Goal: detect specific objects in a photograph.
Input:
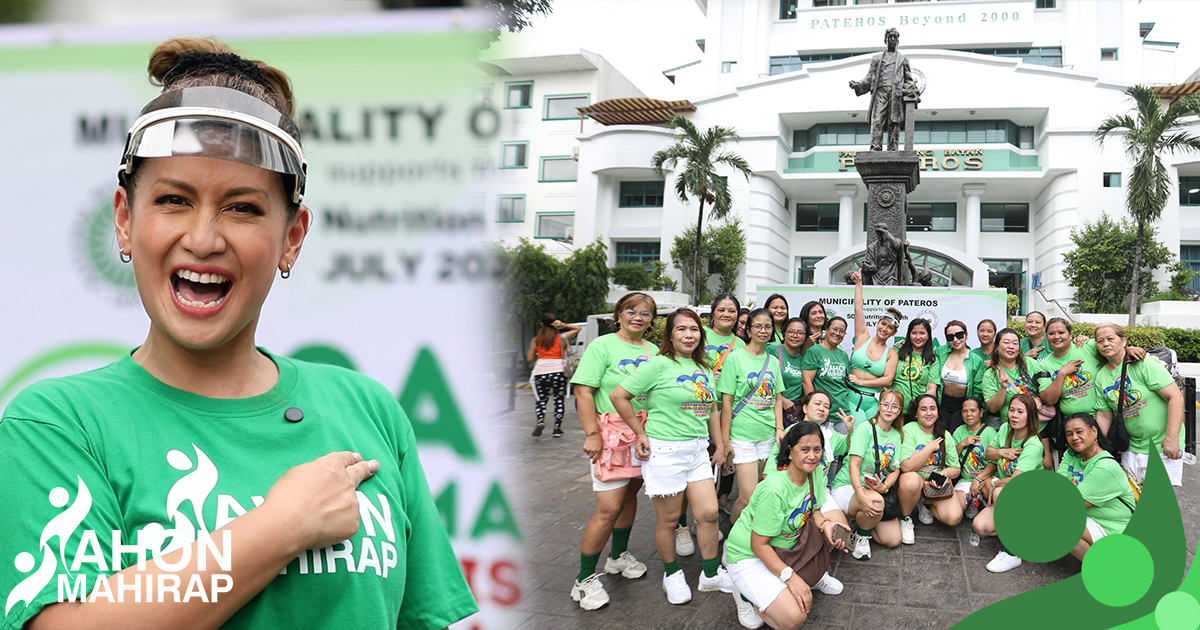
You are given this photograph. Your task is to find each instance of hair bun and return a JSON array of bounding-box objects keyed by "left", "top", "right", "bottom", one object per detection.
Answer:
[{"left": 162, "top": 51, "right": 268, "bottom": 89}]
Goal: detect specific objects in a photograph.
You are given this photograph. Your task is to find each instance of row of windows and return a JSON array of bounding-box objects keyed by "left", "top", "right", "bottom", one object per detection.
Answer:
[
  {"left": 767, "top": 47, "right": 1063, "bottom": 75},
  {"left": 794, "top": 202, "right": 1029, "bottom": 232},
  {"left": 782, "top": 0, "right": 1053, "bottom": 17},
  {"left": 498, "top": 143, "right": 581, "bottom": 181},
  {"left": 495, "top": 181, "right": 667, "bottom": 225},
  {"left": 793, "top": 121, "right": 1035, "bottom": 151},
  {"left": 489, "top": 81, "right": 591, "bottom": 119},
  {"left": 1183, "top": 245, "right": 1200, "bottom": 292}
]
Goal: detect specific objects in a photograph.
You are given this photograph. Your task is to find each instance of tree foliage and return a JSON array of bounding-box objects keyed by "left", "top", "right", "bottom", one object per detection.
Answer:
[
  {"left": 652, "top": 115, "right": 752, "bottom": 305},
  {"left": 1094, "top": 85, "right": 1200, "bottom": 324},
  {"left": 497, "top": 238, "right": 609, "bottom": 343},
  {"left": 1062, "top": 213, "right": 1171, "bottom": 313},
  {"left": 670, "top": 220, "right": 747, "bottom": 305},
  {"left": 610, "top": 261, "right": 676, "bottom": 292}
]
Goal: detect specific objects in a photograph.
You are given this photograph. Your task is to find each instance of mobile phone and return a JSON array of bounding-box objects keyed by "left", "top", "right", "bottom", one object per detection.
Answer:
[
  {"left": 927, "top": 472, "right": 948, "bottom": 486},
  {"left": 831, "top": 523, "right": 853, "bottom": 548}
]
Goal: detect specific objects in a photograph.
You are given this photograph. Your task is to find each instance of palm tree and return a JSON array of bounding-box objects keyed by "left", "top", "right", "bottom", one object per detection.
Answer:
[
  {"left": 652, "top": 115, "right": 753, "bottom": 305},
  {"left": 1095, "top": 85, "right": 1200, "bottom": 326}
]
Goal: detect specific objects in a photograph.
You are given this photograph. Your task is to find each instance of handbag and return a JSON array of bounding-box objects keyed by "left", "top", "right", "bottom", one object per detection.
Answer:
[
  {"left": 871, "top": 423, "right": 903, "bottom": 521},
  {"left": 560, "top": 334, "right": 579, "bottom": 379},
  {"left": 922, "top": 471, "right": 954, "bottom": 501},
  {"left": 593, "top": 410, "right": 646, "bottom": 481}
]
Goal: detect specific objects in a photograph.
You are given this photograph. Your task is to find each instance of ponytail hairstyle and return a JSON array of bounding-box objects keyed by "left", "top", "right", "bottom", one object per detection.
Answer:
[
  {"left": 898, "top": 318, "right": 937, "bottom": 365},
  {"left": 1065, "top": 412, "right": 1129, "bottom": 459},
  {"left": 991, "top": 328, "right": 1030, "bottom": 380},
  {"left": 658, "top": 308, "right": 712, "bottom": 369},
  {"left": 708, "top": 293, "right": 741, "bottom": 331},
  {"left": 776, "top": 420, "right": 826, "bottom": 470},
  {"left": 1005, "top": 394, "right": 1039, "bottom": 448},
  {"left": 908, "top": 393, "right": 947, "bottom": 468},
  {"left": 537, "top": 313, "right": 558, "bottom": 351}
]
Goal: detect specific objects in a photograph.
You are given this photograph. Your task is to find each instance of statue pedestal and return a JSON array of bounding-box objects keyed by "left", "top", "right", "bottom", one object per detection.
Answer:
[{"left": 856, "top": 151, "right": 921, "bottom": 285}]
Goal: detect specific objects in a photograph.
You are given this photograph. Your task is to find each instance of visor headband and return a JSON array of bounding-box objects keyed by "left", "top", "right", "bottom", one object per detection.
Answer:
[{"left": 123, "top": 106, "right": 305, "bottom": 174}]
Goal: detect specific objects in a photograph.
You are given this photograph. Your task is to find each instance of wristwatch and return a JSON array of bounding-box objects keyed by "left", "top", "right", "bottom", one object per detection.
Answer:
[{"left": 779, "top": 567, "right": 793, "bottom": 583}]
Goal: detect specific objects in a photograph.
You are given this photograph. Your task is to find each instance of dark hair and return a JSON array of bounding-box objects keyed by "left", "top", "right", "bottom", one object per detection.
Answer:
[
  {"left": 765, "top": 294, "right": 789, "bottom": 320},
  {"left": 537, "top": 312, "right": 558, "bottom": 350},
  {"left": 961, "top": 397, "right": 983, "bottom": 413},
  {"left": 709, "top": 294, "right": 741, "bottom": 330},
  {"left": 898, "top": 318, "right": 936, "bottom": 365},
  {"left": 1005, "top": 394, "right": 1039, "bottom": 448},
  {"left": 824, "top": 316, "right": 848, "bottom": 345},
  {"left": 990, "top": 328, "right": 1030, "bottom": 380},
  {"left": 1064, "top": 412, "right": 1129, "bottom": 459},
  {"left": 1046, "top": 317, "right": 1072, "bottom": 335},
  {"left": 658, "top": 308, "right": 711, "bottom": 369},
  {"left": 799, "top": 301, "right": 827, "bottom": 332},
  {"left": 776, "top": 421, "right": 826, "bottom": 469},
  {"left": 736, "top": 308, "right": 751, "bottom": 343},
  {"left": 765, "top": 294, "right": 789, "bottom": 338},
  {"left": 1025, "top": 311, "right": 1046, "bottom": 325},
  {"left": 977, "top": 319, "right": 997, "bottom": 333},
  {"left": 799, "top": 390, "right": 832, "bottom": 423},
  {"left": 908, "top": 393, "right": 947, "bottom": 467},
  {"left": 944, "top": 320, "right": 968, "bottom": 336},
  {"left": 879, "top": 307, "right": 903, "bottom": 327},
  {"left": 611, "top": 292, "right": 657, "bottom": 333},
  {"left": 746, "top": 308, "right": 773, "bottom": 342},
  {"left": 781, "top": 317, "right": 808, "bottom": 348}
]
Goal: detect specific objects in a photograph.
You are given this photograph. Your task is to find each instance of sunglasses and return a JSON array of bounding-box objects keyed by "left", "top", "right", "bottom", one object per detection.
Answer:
[{"left": 947, "top": 331, "right": 967, "bottom": 341}]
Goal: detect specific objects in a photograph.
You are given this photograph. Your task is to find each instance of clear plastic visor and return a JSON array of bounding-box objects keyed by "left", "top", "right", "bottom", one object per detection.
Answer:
[{"left": 126, "top": 117, "right": 304, "bottom": 178}]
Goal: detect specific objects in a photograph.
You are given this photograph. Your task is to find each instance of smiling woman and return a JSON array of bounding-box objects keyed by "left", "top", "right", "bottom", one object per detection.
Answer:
[{"left": 0, "top": 37, "right": 476, "bottom": 630}]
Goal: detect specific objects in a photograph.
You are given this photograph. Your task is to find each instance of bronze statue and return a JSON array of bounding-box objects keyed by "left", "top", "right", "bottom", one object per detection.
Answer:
[
  {"left": 849, "top": 28, "right": 919, "bottom": 152},
  {"left": 861, "top": 223, "right": 904, "bottom": 286}
]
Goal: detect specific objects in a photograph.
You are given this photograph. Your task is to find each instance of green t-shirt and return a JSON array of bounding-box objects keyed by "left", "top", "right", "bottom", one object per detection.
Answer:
[
  {"left": 832, "top": 422, "right": 901, "bottom": 489},
  {"left": 766, "top": 343, "right": 806, "bottom": 401},
  {"left": 571, "top": 334, "right": 657, "bottom": 415},
  {"left": 767, "top": 424, "right": 848, "bottom": 488},
  {"left": 1021, "top": 336, "right": 1051, "bottom": 361},
  {"left": 969, "top": 347, "right": 992, "bottom": 399},
  {"left": 705, "top": 329, "right": 745, "bottom": 382},
  {"left": 798, "top": 344, "right": 855, "bottom": 421},
  {"left": 899, "top": 427, "right": 961, "bottom": 479},
  {"left": 619, "top": 355, "right": 716, "bottom": 441},
  {"left": 0, "top": 351, "right": 478, "bottom": 630},
  {"left": 1057, "top": 451, "right": 1134, "bottom": 536},
  {"left": 725, "top": 469, "right": 822, "bottom": 563},
  {"left": 716, "top": 348, "right": 785, "bottom": 441},
  {"left": 991, "top": 424, "right": 1044, "bottom": 479},
  {"left": 893, "top": 353, "right": 942, "bottom": 414},
  {"left": 1094, "top": 358, "right": 1179, "bottom": 455},
  {"left": 1036, "top": 341, "right": 1105, "bottom": 417},
  {"left": 951, "top": 423, "right": 997, "bottom": 482},
  {"left": 981, "top": 358, "right": 1044, "bottom": 425}
]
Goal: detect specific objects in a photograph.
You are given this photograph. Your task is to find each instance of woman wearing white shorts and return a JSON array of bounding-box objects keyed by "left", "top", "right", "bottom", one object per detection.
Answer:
[
  {"left": 718, "top": 308, "right": 786, "bottom": 524},
  {"left": 611, "top": 308, "right": 732, "bottom": 605},
  {"left": 1057, "top": 412, "right": 1136, "bottom": 559}
]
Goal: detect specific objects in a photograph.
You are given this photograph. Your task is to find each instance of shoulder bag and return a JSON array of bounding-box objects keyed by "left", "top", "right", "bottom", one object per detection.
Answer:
[
  {"left": 730, "top": 353, "right": 773, "bottom": 421},
  {"left": 560, "top": 334, "right": 579, "bottom": 379},
  {"left": 872, "top": 423, "right": 903, "bottom": 520}
]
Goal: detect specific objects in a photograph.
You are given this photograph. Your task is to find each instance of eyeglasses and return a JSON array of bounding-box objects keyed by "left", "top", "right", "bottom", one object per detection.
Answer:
[
  {"left": 879, "top": 402, "right": 901, "bottom": 410},
  {"left": 947, "top": 331, "right": 967, "bottom": 341},
  {"left": 623, "top": 310, "right": 653, "bottom": 320},
  {"left": 750, "top": 324, "right": 773, "bottom": 332},
  {"left": 786, "top": 330, "right": 806, "bottom": 336}
]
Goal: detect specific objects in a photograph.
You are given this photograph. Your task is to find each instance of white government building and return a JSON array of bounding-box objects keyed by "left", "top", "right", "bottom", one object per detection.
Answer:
[{"left": 483, "top": 0, "right": 1200, "bottom": 317}]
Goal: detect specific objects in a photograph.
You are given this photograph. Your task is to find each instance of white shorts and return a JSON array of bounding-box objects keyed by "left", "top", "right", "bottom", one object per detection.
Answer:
[
  {"left": 724, "top": 550, "right": 787, "bottom": 612},
  {"left": 1085, "top": 517, "right": 1108, "bottom": 543},
  {"left": 1121, "top": 450, "right": 1183, "bottom": 487},
  {"left": 731, "top": 438, "right": 775, "bottom": 465},
  {"left": 820, "top": 489, "right": 841, "bottom": 515},
  {"left": 955, "top": 480, "right": 973, "bottom": 495},
  {"left": 643, "top": 437, "right": 715, "bottom": 497},
  {"left": 830, "top": 484, "right": 856, "bottom": 512}
]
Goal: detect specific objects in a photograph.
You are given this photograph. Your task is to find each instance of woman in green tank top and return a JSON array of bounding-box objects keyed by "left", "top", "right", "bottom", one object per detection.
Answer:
[{"left": 845, "top": 271, "right": 899, "bottom": 424}]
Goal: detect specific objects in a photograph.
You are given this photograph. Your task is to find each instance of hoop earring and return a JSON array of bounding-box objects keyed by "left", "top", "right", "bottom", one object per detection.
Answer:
[
  {"left": 280, "top": 263, "right": 292, "bottom": 279},
  {"left": 119, "top": 250, "right": 131, "bottom": 264}
]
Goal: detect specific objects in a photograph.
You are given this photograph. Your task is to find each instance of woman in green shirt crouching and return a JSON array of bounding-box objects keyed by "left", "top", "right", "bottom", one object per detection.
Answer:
[
  {"left": 971, "top": 394, "right": 1044, "bottom": 573},
  {"left": 611, "top": 308, "right": 731, "bottom": 605},
  {"left": 1058, "top": 412, "right": 1136, "bottom": 560},
  {"left": 897, "top": 394, "right": 963, "bottom": 543},
  {"left": 723, "top": 422, "right": 850, "bottom": 630}
]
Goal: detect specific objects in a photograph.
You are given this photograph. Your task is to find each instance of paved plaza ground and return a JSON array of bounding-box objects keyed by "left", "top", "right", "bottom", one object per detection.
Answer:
[{"left": 496, "top": 387, "right": 1199, "bottom": 630}]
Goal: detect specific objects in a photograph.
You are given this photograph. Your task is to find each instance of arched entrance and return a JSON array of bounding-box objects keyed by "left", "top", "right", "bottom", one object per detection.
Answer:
[{"left": 813, "top": 241, "right": 989, "bottom": 288}]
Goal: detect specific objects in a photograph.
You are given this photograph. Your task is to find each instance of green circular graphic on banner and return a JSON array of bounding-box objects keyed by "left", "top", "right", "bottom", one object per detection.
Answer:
[
  {"left": 994, "top": 469, "right": 1085, "bottom": 562},
  {"left": 83, "top": 197, "right": 136, "bottom": 290},
  {"left": 1155, "top": 591, "right": 1200, "bottom": 630},
  {"left": 1082, "top": 534, "right": 1153, "bottom": 606}
]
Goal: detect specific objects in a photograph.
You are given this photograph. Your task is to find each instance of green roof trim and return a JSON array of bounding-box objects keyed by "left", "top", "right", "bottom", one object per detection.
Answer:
[{"left": 1143, "top": 40, "right": 1179, "bottom": 48}]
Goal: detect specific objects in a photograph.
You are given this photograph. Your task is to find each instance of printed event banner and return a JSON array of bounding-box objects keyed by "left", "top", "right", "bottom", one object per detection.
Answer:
[
  {"left": 756, "top": 284, "right": 1008, "bottom": 353},
  {"left": 0, "top": 14, "right": 515, "bottom": 629}
]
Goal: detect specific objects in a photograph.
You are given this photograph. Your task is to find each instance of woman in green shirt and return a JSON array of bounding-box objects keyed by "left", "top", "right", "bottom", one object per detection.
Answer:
[
  {"left": 611, "top": 308, "right": 731, "bottom": 604},
  {"left": 898, "top": 394, "right": 963, "bottom": 540},
  {"left": 798, "top": 300, "right": 827, "bottom": 354},
  {"left": 1058, "top": 412, "right": 1136, "bottom": 559},
  {"left": 846, "top": 270, "right": 898, "bottom": 424},
  {"left": 893, "top": 318, "right": 941, "bottom": 419},
  {"left": 1020, "top": 311, "right": 1050, "bottom": 360},
  {"left": 830, "top": 389, "right": 906, "bottom": 560},
  {"left": 800, "top": 316, "right": 856, "bottom": 434},
  {"left": 765, "top": 293, "right": 791, "bottom": 344},
  {"left": 723, "top": 422, "right": 850, "bottom": 630},
  {"left": 972, "top": 394, "right": 1044, "bottom": 573},
  {"left": 768, "top": 317, "right": 809, "bottom": 427},
  {"left": 974, "top": 319, "right": 1001, "bottom": 429},
  {"left": 982, "top": 328, "right": 1044, "bottom": 430},
  {"left": 707, "top": 294, "right": 745, "bottom": 382}
]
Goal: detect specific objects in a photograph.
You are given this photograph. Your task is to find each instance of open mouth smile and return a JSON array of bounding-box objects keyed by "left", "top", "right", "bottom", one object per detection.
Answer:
[{"left": 171, "top": 267, "right": 233, "bottom": 314}]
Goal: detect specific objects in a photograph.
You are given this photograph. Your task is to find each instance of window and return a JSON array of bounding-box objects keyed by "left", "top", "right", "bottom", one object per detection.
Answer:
[
  {"left": 505, "top": 81, "right": 532, "bottom": 109},
  {"left": 1035, "top": 0, "right": 1056, "bottom": 7},
  {"left": 812, "top": 0, "right": 846, "bottom": 5},
  {"left": 770, "top": 53, "right": 858, "bottom": 76},
  {"left": 544, "top": 94, "right": 589, "bottom": 120},
  {"left": 779, "top": 0, "right": 797, "bottom": 19},
  {"left": 959, "top": 47, "right": 1063, "bottom": 68},
  {"left": 793, "top": 120, "right": 1030, "bottom": 151},
  {"left": 981, "top": 203, "right": 1029, "bottom": 232},
  {"left": 1180, "top": 176, "right": 1200, "bottom": 205},
  {"left": 535, "top": 213, "right": 574, "bottom": 239},
  {"left": 797, "top": 257, "right": 821, "bottom": 284},
  {"left": 856, "top": 0, "right": 887, "bottom": 4},
  {"left": 497, "top": 195, "right": 525, "bottom": 222},
  {"left": 796, "top": 203, "right": 840, "bottom": 232},
  {"left": 500, "top": 142, "right": 527, "bottom": 168},
  {"left": 1103, "top": 172, "right": 1122, "bottom": 188},
  {"left": 1182, "top": 245, "right": 1200, "bottom": 292},
  {"left": 619, "top": 181, "right": 665, "bottom": 207},
  {"left": 1101, "top": 48, "right": 1119, "bottom": 61},
  {"left": 539, "top": 156, "right": 577, "bottom": 182},
  {"left": 721, "top": 61, "right": 737, "bottom": 73},
  {"left": 616, "top": 241, "right": 660, "bottom": 266},
  {"left": 907, "top": 203, "right": 957, "bottom": 232}
]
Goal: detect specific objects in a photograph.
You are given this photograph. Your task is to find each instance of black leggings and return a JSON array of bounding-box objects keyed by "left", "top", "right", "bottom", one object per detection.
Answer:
[
  {"left": 533, "top": 372, "right": 567, "bottom": 426},
  {"left": 941, "top": 394, "right": 966, "bottom": 433}
]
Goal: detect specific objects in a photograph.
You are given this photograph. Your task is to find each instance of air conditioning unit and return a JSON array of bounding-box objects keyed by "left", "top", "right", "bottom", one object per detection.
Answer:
[{"left": 571, "top": 146, "right": 580, "bottom": 161}]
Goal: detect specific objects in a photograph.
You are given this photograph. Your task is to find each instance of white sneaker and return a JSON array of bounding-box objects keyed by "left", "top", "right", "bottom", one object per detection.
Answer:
[
  {"left": 675, "top": 524, "right": 696, "bottom": 556},
  {"left": 986, "top": 550, "right": 1023, "bottom": 573},
  {"left": 731, "top": 584, "right": 764, "bottom": 629},
  {"left": 697, "top": 566, "right": 733, "bottom": 593},
  {"left": 899, "top": 516, "right": 915, "bottom": 545},
  {"left": 851, "top": 531, "right": 872, "bottom": 560},
  {"left": 662, "top": 570, "right": 693, "bottom": 604},
  {"left": 571, "top": 573, "right": 609, "bottom": 610},
  {"left": 917, "top": 502, "right": 934, "bottom": 525},
  {"left": 813, "top": 572, "right": 843, "bottom": 595},
  {"left": 604, "top": 551, "right": 647, "bottom": 579}
]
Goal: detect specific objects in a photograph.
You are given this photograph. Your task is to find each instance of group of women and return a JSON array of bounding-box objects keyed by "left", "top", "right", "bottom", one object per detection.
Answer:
[{"left": 567, "top": 283, "right": 1185, "bottom": 629}]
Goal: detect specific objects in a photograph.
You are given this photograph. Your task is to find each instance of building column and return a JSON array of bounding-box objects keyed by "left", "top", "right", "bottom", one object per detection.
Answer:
[
  {"left": 962, "top": 184, "right": 986, "bottom": 260},
  {"left": 835, "top": 184, "right": 859, "bottom": 252}
]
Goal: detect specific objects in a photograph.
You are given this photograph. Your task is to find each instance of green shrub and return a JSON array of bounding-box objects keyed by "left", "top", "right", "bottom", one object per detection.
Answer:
[
  {"left": 1006, "top": 294, "right": 1020, "bottom": 317},
  {"left": 1169, "top": 258, "right": 1198, "bottom": 295},
  {"left": 610, "top": 263, "right": 654, "bottom": 291},
  {"left": 1004, "top": 318, "right": 1164, "bottom": 349},
  {"left": 1149, "top": 290, "right": 1191, "bottom": 302},
  {"left": 1162, "top": 328, "right": 1200, "bottom": 363}
]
